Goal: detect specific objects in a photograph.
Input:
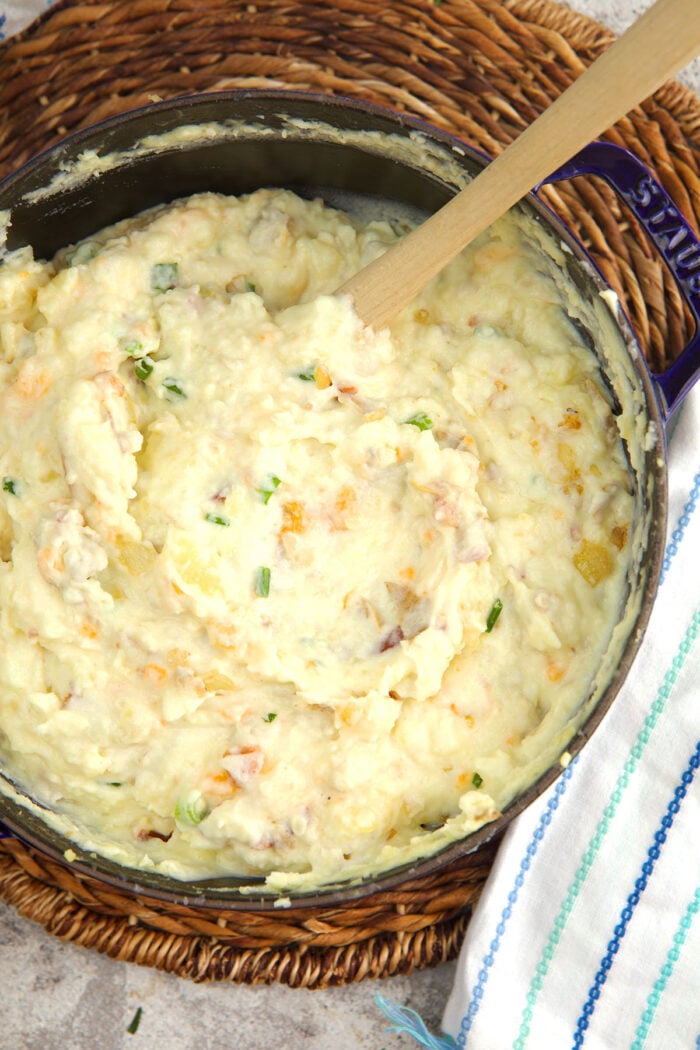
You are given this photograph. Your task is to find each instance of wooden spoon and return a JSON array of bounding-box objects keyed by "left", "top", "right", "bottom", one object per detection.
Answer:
[{"left": 339, "top": 0, "right": 700, "bottom": 329}]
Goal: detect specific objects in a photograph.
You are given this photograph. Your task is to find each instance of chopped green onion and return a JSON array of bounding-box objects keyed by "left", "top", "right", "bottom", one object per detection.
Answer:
[
  {"left": 257, "top": 475, "right": 281, "bottom": 504},
  {"left": 247, "top": 280, "right": 257, "bottom": 293},
  {"left": 107, "top": 781, "right": 122, "bottom": 787},
  {"left": 473, "top": 323, "right": 500, "bottom": 338},
  {"left": 472, "top": 771, "right": 483, "bottom": 789},
  {"left": 2, "top": 477, "right": 17, "bottom": 496},
  {"left": 205, "top": 512, "right": 231, "bottom": 527},
  {"left": 127, "top": 1007, "right": 143, "bottom": 1035},
  {"left": 485, "top": 598, "right": 503, "bottom": 633},
  {"left": 163, "top": 377, "right": 186, "bottom": 399},
  {"left": 403, "top": 412, "right": 433, "bottom": 431},
  {"left": 255, "top": 566, "right": 271, "bottom": 597},
  {"left": 263, "top": 712, "right": 277, "bottom": 723},
  {"left": 296, "top": 367, "right": 316, "bottom": 381},
  {"left": 65, "top": 242, "right": 98, "bottom": 267},
  {"left": 174, "top": 794, "right": 207, "bottom": 827},
  {"left": 151, "top": 262, "right": 179, "bottom": 291},
  {"left": 123, "top": 340, "right": 144, "bottom": 357},
  {"left": 134, "top": 355, "right": 154, "bottom": 381}
]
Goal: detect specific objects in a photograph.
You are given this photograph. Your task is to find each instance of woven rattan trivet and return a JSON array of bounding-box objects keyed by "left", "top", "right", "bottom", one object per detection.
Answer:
[{"left": 0, "top": 0, "right": 699, "bottom": 988}]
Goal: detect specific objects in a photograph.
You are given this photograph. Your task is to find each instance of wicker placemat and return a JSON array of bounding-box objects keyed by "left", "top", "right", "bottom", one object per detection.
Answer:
[{"left": 0, "top": 0, "right": 699, "bottom": 988}]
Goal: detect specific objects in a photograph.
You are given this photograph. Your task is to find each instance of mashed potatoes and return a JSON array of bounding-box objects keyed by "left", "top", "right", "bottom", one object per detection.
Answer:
[{"left": 0, "top": 189, "right": 633, "bottom": 891}]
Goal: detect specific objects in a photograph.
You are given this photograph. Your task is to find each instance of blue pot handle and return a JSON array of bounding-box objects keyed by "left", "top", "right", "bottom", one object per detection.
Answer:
[{"left": 538, "top": 141, "right": 700, "bottom": 422}]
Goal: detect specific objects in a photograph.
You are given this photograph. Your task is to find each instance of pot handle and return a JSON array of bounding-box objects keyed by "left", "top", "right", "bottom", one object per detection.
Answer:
[{"left": 538, "top": 141, "right": 700, "bottom": 422}]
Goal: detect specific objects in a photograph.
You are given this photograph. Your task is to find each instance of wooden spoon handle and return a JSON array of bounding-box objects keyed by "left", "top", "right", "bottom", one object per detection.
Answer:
[{"left": 340, "top": 0, "right": 700, "bottom": 328}]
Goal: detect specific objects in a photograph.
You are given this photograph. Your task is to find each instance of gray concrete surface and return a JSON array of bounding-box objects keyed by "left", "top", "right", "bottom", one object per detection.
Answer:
[{"left": 1, "top": 2, "right": 698, "bottom": 1048}]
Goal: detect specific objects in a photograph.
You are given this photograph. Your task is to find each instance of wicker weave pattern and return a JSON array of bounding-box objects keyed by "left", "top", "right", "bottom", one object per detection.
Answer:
[
  {"left": 0, "top": 835, "right": 498, "bottom": 984},
  {"left": 0, "top": 0, "right": 699, "bottom": 986}
]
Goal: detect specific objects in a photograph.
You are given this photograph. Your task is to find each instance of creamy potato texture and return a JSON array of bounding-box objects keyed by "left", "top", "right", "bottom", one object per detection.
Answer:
[{"left": 0, "top": 189, "right": 633, "bottom": 891}]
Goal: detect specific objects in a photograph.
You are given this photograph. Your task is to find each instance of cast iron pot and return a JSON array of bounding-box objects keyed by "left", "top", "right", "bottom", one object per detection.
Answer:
[{"left": 0, "top": 91, "right": 698, "bottom": 908}]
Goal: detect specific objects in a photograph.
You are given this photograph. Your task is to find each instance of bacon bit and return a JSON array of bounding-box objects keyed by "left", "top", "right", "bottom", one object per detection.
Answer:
[
  {"left": 558, "top": 409, "right": 582, "bottom": 430},
  {"left": 433, "top": 490, "right": 460, "bottom": 527},
  {"left": 386, "top": 827, "right": 397, "bottom": 840},
  {"left": 379, "top": 625, "right": 404, "bottom": 652},
  {"left": 142, "top": 663, "right": 168, "bottom": 685},
  {"left": 611, "top": 524, "right": 629, "bottom": 550},
  {"left": 337, "top": 383, "right": 358, "bottom": 394},
  {"left": 314, "top": 364, "right": 332, "bottom": 389},
  {"left": 546, "top": 657, "right": 566, "bottom": 683},
  {"left": 456, "top": 772, "right": 470, "bottom": 788},
  {"left": 80, "top": 621, "right": 99, "bottom": 639},
  {"left": 388, "top": 690, "right": 402, "bottom": 700},
  {"left": 211, "top": 483, "right": 231, "bottom": 504},
  {"left": 222, "top": 746, "right": 264, "bottom": 785},
  {"left": 281, "top": 501, "right": 305, "bottom": 534},
  {"left": 137, "top": 827, "right": 173, "bottom": 843}
]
